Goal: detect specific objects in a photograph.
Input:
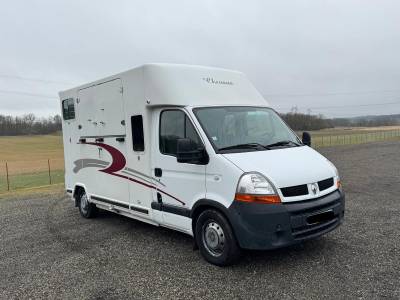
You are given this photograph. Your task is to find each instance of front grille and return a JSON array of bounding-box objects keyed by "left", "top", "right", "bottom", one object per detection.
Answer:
[
  {"left": 318, "top": 177, "right": 334, "bottom": 191},
  {"left": 284, "top": 191, "right": 341, "bottom": 216},
  {"left": 281, "top": 184, "right": 308, "bottom": 197}
]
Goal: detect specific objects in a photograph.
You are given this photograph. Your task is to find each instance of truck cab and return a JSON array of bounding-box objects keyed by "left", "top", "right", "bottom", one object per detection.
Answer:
[{"left": 60, "top": 64, "right": 344, "bottom": 265}]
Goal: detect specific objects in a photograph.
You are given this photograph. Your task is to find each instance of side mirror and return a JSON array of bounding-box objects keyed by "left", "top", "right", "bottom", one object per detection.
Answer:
[
  {"left": 176, "top": 138, "right": 209, "bottom": 165},
  {"left": 302, "top": 132, "right": 311, "bottom": 146}
]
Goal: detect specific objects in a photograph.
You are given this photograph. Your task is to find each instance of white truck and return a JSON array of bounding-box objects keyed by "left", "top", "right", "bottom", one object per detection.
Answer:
[{"left": 60, "top": 64, "right": 345, "bottom": 265}]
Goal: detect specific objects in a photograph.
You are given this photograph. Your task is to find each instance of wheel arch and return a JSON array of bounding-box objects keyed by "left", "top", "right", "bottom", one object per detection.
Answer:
[
  {"left": 72, "top": 184, "right": 87, "bottom": 207},
  {"left": 190, "top": 199, "right": 233, "bottom": 239}
]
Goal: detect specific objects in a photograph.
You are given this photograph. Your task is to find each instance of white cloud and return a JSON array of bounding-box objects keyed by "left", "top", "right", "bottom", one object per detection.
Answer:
[{"left": 0, "top": 0, "right": 399, "bottom": 117}]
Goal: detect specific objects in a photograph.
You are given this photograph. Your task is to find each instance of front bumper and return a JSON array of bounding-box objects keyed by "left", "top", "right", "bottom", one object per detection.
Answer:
[{"left": 228, "top": 189, "right": 345, "bottom": 250}]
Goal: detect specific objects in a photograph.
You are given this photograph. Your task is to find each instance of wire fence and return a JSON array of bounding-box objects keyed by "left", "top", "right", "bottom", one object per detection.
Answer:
[
  {"left": 0, "top": 159, "right": 64, "bottom": 193},
  {"left": 311, "top": 129, "right": 400, "bottom": 148},
  {"left": 0, "top": 129, "right": 399, "bottom": 193}
]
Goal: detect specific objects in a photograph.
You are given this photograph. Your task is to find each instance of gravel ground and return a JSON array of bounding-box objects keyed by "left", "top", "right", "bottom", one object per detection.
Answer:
[{"left": 0, "top": 141, "right": 399, "bottom": 299}]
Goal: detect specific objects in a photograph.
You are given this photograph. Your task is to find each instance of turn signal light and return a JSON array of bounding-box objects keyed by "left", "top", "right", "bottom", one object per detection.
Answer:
[
  {"left": 337, "top": 180, "right": 342, "bottom": 189},
  {"left": 234, "top": 193, "right": 281, "bottom": 204}
]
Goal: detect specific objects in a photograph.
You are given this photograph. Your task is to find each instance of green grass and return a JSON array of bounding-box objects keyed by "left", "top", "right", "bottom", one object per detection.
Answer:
[
  {"left": 0, "top": 169, "right": 64, "bottom": 192},
  {"left": 0, "top": 134, "right": 65, "bottom": 192}
]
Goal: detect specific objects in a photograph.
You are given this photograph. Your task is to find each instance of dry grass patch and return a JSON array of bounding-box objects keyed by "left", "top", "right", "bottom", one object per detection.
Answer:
[{"left": 0, "top": 135, "right": 64, "bottom": 175}]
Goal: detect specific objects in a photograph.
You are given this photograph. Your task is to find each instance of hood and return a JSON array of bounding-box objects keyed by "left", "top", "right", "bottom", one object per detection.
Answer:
[{"left": 222, "top": 146, "right": 335, "bottom": 189}]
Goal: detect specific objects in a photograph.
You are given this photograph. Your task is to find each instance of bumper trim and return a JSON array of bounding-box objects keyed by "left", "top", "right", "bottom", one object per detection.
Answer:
[
  {"left": 292, "top": 217, "right": 340, "bottom": 240},
  {"left": 228, "top": 189, "right": 345, "bottom": 250}
]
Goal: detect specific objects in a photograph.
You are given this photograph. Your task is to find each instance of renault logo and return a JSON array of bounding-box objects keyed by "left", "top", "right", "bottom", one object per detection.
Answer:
[{"left": 311, "top": 183, "right": 318, "bottom": 195}]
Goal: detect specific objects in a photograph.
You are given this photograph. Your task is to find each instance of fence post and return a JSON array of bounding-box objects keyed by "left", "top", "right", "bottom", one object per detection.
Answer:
[
  {"left": 48, "top": 159, "right": 52, "bottom": 185},
  {"left": 5, "top": 162, "right": 10, "bottom": 191}
]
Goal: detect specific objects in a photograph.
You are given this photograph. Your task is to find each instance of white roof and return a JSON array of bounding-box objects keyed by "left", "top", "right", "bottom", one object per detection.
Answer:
[
  {"left": 143, "top": 64, "right": 268, "bottom": 107},
  {"left": 60, "top": 63, "right": 269, "bottom": 107}
]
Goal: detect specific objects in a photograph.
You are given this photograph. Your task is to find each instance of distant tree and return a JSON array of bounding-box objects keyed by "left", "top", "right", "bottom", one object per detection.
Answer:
[
  {"left": 280, "top": 110, "right": 333, "bottom": 131},
  {"left": 332, "top": 114, "right": 400, "bottom": 127},
  {"left": 0, "top": 113, "right": 62, "bottom": 136}
]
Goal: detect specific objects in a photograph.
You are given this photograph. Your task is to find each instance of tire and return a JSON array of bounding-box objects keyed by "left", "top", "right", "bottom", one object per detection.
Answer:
[
  {"left": 195, "top": 209, "right": 241, "bottom": 266},
  {"left": 77, "top": 190, "right": 97, "bottom": 218}
]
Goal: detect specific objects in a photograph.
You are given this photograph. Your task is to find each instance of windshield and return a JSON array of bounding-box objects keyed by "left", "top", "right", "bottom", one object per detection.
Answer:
[{"left": 193, "top": 106, "right": 301, "bottom": 152}]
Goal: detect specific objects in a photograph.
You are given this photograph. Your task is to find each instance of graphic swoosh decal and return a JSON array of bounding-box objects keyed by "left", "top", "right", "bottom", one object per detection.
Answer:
[
  {"left": 75, "top": 142, "right": 185, "bottom": 205},
  {"left": 85, "top": 142, "right": 126, "bottom": 174},
  {"left": 73, "top": 159, "right": 109, "bottom": 173}
]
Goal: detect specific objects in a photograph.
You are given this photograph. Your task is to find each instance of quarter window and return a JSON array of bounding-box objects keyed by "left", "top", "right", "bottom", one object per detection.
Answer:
[
  {"left": 62, "top": 98, "right": 75, "bottom": 120},
  {"left": 131, "top": 115, "right": 145, "bottom": 151},
  {"left": 159, "top": 110, "right": 202, "bottom": 156}
]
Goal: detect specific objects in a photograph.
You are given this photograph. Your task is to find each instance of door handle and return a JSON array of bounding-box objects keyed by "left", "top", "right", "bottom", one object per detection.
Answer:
[
  {"left": 155, "top": 168, "right": 162, "bottom": 177},
  {"left": 157, "top": 192, "right": 162, "bottom": 203}
]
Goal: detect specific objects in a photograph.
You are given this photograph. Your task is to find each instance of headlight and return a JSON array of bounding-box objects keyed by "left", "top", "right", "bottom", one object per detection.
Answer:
[
  {"left": 327, "top": 160, "right": 342, "bottom": 190},
  {"left": 235, "top": 172, "right": 281, "bottom": 204}
]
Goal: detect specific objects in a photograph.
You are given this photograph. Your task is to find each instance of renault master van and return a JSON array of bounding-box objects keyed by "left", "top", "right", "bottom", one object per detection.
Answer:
[{"left": 60, "top": 64, "right": 345, "bottom": 265}]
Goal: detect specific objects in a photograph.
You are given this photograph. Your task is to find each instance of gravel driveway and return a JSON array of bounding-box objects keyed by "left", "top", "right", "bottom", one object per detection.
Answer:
[{"left": 0, "top": 141, "right": 399, "bottom": 299}]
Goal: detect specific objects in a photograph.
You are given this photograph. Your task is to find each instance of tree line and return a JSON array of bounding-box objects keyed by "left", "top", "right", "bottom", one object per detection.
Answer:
[
  {"left": 280, "top": 112, "right": 334, "bottom": 131},
  {"left": 0, "top": 111, "right": 399, "bottom": 136},
  {"left": 331, "top": 114, "right": 400, "bottom": 127},
  {"left": 280, "top": 111, "right": 400, "bottom": 131},
  {"left": 0, "top": 114, "right": 62, "bottom": 136}
]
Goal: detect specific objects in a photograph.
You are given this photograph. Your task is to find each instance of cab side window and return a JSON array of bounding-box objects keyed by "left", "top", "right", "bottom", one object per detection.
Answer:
[{"left": 159, "top": 110, "right": 202, "bottom": 156}]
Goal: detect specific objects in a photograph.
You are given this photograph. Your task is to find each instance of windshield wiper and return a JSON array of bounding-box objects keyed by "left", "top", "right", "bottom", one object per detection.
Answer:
[
  {"left": 265, "top": 140, "right": 301, "bottom": 148},
  {"left": 219, "top": 143, "right": 269, "bottom": 151}
]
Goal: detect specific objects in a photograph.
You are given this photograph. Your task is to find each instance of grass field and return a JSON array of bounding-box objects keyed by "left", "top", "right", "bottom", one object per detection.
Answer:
[
  {"left": 0, "top": 134, "right": 64, "bottom": 192},
  {"left": 0, "top": 126, "right": 399, "bottom": 192},
  {"left": 304, "top": 126, "right": 400, "bottom": 147},
  {"left": 0, "top": 134, "right": 63, "bottom": 162},
  {"left": 0, "top": 169, "right": 64, "bottom": 192}
]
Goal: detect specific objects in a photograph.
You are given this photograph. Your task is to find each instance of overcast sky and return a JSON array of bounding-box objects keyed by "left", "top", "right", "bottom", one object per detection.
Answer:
[{"left": 0, "top": 0, "right": 399, "bottom": 118}]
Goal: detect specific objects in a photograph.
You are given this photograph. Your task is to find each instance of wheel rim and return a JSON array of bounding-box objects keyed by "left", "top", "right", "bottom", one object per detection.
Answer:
[
  {"left": 80, "top": 192, "right": 89, "bottom": 214},
  {"left": 202, "top": 220, "right": 225, "bottom": 257}
]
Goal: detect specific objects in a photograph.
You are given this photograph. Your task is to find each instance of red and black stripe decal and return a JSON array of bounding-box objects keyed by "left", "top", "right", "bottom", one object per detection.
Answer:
[{"left": 82, "top": 142, "right": 185, "bottom": 206}]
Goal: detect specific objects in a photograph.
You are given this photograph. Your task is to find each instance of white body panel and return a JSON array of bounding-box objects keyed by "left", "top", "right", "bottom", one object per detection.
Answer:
[
  {"left": 222, "top": 147, "right": 339, "bottom": 202},
  {"left": 60, "top": 63, "right": 339, "bottom": 237},
  {"left": 143, "top": 64, "right": 266, "bottom": 107}
]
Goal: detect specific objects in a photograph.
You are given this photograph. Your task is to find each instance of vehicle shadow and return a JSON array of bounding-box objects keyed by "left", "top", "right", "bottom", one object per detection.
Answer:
[{"left": 94, "top": 207, "right": 338, "bottom": 268}]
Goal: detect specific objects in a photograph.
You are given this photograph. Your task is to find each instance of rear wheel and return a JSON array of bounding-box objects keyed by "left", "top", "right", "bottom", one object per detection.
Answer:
[
  {"left": 77, "top": 190, "right": 97, "bottom": 218},
  {"left": 195, "top": 209, "right": 241, "bottom": 266}
]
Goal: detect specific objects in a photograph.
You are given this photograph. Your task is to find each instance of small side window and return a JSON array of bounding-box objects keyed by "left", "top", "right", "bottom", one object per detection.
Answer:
[
  {"left": 131, "top": 115, "right": 145, "bottom": 151},
  {"left": 62, "top": 98, "right": 75, "bottom": 120}
]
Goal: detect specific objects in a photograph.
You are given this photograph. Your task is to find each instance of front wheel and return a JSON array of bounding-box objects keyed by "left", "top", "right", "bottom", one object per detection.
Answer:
[
  {"left": 195, "top": 209, "right": 241, "bottom": 266},
  {"left": 77, "top": 190, "right": 97, "bottom": 218}
]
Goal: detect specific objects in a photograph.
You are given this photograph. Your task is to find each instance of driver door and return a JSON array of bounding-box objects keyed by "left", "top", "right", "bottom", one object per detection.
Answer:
[{"left": 152, "top": 108, "right": 206, "bottom": 232}]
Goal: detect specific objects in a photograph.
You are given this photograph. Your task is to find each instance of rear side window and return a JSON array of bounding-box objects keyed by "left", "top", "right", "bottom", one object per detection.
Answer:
[
  {"left": 62, "top": 98, "right": 75, "bottom": 120},
  {"left": 131, "top": 115, "right": 145, "bottom": 151},
  {"left": 159, "top": 110, "right": 202, "bottom": 156}
]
